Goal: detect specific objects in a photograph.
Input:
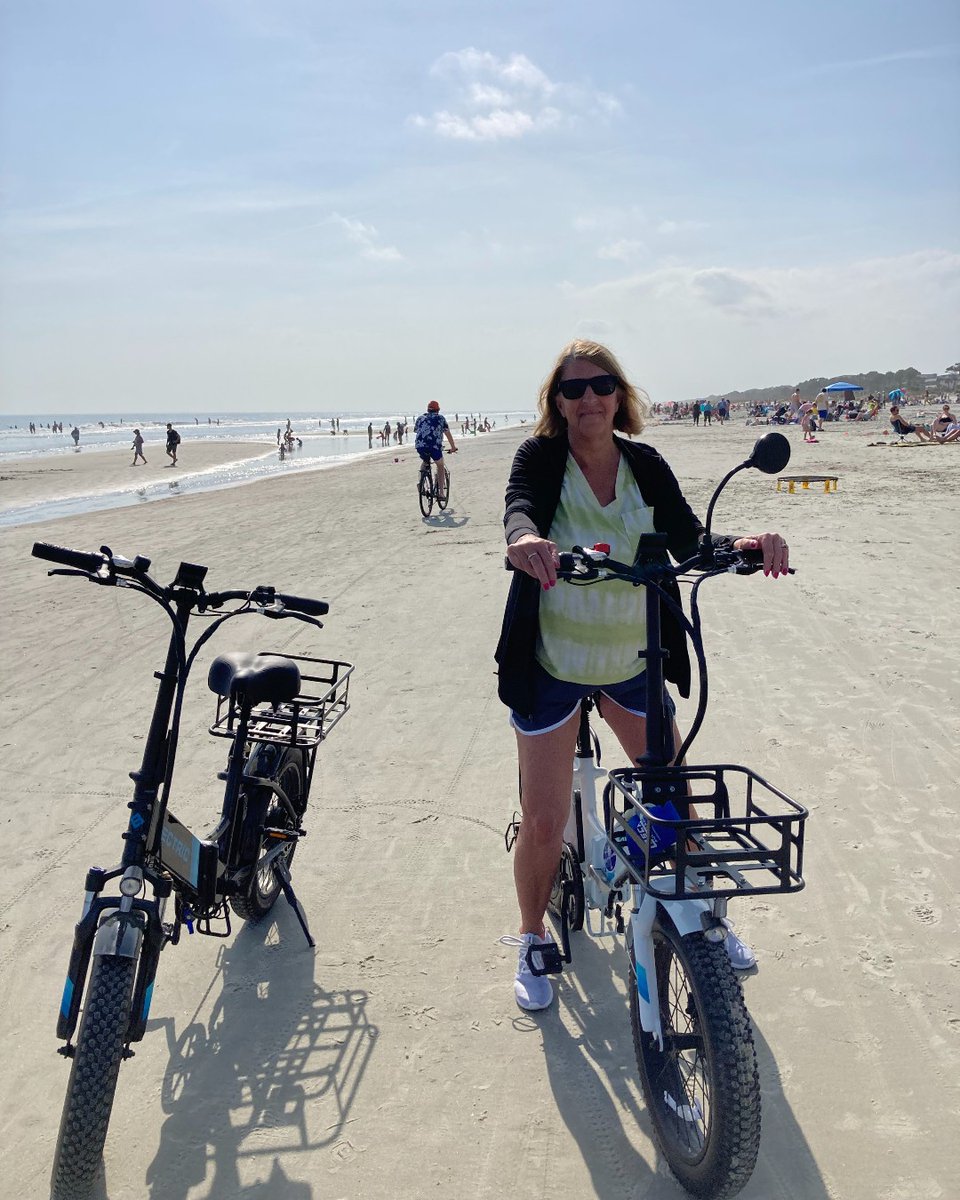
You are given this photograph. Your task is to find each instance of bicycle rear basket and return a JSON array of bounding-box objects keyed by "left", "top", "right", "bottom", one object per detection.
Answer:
[
  {"left": 209, "top": 654, "right": 354, "bottom": 748},
  {"left": 605, "top": 763, "right": 807, "bottom": 901}
]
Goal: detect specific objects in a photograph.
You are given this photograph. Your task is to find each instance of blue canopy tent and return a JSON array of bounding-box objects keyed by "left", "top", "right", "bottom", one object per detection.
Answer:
[{"left": 819, "top": 380, "right": 868, "bottom": 421}]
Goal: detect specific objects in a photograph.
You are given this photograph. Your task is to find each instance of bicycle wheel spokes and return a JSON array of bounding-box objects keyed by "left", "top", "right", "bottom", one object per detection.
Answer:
[{"left": 664, "top": 962, "right": 710, "bottom": 1154}]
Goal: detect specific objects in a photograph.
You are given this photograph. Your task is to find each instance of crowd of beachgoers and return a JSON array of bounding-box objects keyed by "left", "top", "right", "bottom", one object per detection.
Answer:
[{"left": 651, "top": 388, "right": 959, "bottom": 443}]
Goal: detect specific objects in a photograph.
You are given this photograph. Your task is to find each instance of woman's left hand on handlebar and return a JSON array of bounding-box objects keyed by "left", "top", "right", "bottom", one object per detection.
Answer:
[{"left": 733, "top": 532, "right": 789, "bottom": 578}]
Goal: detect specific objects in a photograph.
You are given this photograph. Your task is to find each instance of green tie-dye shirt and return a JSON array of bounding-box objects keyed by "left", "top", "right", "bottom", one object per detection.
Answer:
[{"left": 536, "top": 454, "right": 655, "bottom": 685}]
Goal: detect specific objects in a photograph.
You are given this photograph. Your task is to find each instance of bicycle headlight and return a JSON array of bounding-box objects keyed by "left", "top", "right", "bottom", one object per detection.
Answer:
[{"left": 119, "top": 871, "right": 143, "bottom": 897}]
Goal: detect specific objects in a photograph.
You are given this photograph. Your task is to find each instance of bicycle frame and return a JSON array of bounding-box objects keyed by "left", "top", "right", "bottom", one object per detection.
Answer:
[{"left": 550, "top": 545, "right": 722, "bottom": 1047}]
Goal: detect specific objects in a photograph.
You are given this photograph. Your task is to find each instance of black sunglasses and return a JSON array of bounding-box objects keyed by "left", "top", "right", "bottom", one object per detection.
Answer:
[{"left": 555, "top": 374, "right": 619, "bottom": 401}]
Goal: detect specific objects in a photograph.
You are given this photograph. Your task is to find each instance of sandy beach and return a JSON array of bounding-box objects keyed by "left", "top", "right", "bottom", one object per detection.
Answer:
[{"left": 0, "top": 417, "right": 957, "bottom": 1200}]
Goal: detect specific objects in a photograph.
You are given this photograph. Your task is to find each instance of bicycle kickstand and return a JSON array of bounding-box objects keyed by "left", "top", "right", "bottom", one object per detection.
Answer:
[{"left": 272, "top": 859, "right": 316, "bottom": 948}]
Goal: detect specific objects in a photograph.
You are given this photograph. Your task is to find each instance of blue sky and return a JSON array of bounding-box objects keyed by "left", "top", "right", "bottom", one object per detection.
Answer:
[{"left": 1, "top": 0, "right": 957, "bottom": 414}]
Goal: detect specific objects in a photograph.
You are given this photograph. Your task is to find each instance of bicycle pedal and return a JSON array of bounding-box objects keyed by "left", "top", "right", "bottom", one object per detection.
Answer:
[
  {"left": 527, "top": 939, "right": 564, "bottom": 977},
  {"left": 57, "top": 1043, "right": 75, "bottom": 1059},
  {"left": 263, "top": 826, "right": 302, "bottom": 842},
  {"left": 504, "top": 813, "right": 521, "bottom": 853}
]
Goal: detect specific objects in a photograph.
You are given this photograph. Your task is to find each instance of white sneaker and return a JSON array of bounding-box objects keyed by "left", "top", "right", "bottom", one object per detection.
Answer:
[
  {"left": 722, "top": 920, "right": 757, "bottom": 970},
  {"left": 500, "top": 933, "right": 555, "bottom": 1010}
]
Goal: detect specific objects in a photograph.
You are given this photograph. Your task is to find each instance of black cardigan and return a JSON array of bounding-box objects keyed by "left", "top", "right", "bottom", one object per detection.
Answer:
[{"left": 495, "top": 433, "right": 727, "bottom": 717}]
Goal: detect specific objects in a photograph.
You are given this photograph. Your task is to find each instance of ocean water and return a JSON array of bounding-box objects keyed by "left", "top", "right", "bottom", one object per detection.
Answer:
[{"left": 0, "top": 410, "right": 534, "bottom": 528}]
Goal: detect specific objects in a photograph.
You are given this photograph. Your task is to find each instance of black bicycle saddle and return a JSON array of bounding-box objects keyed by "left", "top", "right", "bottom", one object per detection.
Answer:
[{"left": 207, "top": 653, "right": 301, "bottom": 706}]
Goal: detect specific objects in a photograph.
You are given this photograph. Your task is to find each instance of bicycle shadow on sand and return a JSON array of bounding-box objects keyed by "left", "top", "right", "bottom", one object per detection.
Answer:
[
  {"left": 139, "top": 912, "right": 378, "bottom": 1200},
  {"left": 420, "top": 510, "right": 469, "bottom": 529},
  {"left": 537, "top": 926, "right": 831, "bottom": 1199}
]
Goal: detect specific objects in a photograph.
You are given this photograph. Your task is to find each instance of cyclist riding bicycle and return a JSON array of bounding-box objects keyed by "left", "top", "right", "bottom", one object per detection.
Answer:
[
  {"left": 495, "top": 340, "right": 790, "bottom": 1011},
  {"left": 415, "top": 400, "right": 457, "bottom": 495}
]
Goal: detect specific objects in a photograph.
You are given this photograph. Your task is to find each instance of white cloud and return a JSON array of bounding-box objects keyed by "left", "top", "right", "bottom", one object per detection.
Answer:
[
  {"left": 796, "top": 45, "right": 959, "bottom": 77},
  {"left": 410, "top": 47, "right": 620, "bottom": 142},
  {"left": 329, "top": 213, "right": 403, "bottom": 262},
  {"left": 690, "top": 268, "right": 778, "bottom": 316},
  {"left": 598, "top": 239, "right": 647, "bottom": 262}
]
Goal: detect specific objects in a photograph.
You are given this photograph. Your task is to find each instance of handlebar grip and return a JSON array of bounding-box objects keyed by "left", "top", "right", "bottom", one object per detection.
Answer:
[
  {"left": 731, "top": 547, "right": 795, "bottom": 575},
  {"left": 276, "top": 593, "right": 329, "bottom": 617},
  {"left": 505, "top": 551, "right": 586, "bottom": 573},
  {"left": 32, "top": 542, "right": 106, "bottom": 573}
]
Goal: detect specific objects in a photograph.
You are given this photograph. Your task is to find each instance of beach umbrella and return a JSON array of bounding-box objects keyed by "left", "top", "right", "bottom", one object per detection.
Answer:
[
  {"left": 887, "top": 388, "right": 903, "bottom": 402},
  {"left": 823, "top": 381, "right": 863, "bottom": 392}
]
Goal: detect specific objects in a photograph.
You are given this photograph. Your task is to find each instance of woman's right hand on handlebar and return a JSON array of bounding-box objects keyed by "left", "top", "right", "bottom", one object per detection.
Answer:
[{"left": 506, "top": 534, "right": 559, "bottom": 590}]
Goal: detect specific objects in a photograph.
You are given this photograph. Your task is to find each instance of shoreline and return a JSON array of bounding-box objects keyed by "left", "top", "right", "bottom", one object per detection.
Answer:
[{"left": 0, "top": 423, "right": 533, "bottom": 527}]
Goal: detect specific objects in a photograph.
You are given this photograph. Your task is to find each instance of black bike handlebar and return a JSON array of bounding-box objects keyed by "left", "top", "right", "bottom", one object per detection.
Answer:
[
  {"left": 32, "top": 541, "right": 107, "bottom": 573},
  {"left": 261, "top": 591, "right": 330, "bottom": 617},
  {"left": 505, "top": 543, "right": 793, "bottom": 580},
  {"left": 33, "top": 543, "right": 330, "bottom": 615}
]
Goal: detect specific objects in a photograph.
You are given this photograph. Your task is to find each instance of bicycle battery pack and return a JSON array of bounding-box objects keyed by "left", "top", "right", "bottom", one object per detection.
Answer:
[{"left": 158, "top": 810, "right": 218, "bottom": 901}]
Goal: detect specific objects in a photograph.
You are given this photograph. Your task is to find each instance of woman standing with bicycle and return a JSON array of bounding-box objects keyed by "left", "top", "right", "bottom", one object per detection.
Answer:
[{"left": 495, "top": 340, "right": 789, "bottom": 1010}]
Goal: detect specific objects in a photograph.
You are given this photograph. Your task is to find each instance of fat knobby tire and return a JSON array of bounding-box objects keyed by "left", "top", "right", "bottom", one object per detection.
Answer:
[
  {"left": 51, "top": 953, "right": 136, "bottom": 1200},
  {"left": 630, "top": 917, "right": 760, "bottom": 1199}
]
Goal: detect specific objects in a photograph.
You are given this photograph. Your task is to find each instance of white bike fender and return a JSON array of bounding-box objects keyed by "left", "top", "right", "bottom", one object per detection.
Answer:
[
  {"left": 660, "top": 895, "right": 711, "bottom": 938},
  {"left": 93, "top": 914, "right": 143, "bottom": 959}
]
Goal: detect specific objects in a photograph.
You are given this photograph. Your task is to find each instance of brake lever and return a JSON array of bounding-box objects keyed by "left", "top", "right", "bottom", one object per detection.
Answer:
[
  {"left": 46, "top": 568, "right": 116, "bottom": 583},
  {"left": 260, "top": 610, "right": 325, "bottom": 632}
]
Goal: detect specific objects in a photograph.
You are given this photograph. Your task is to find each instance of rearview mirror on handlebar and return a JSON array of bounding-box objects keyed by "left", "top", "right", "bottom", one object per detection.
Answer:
[
  {"left": 745, "top": 431, "right": 791, "bottom": 475},
  {"left": 702, "top": 431, "right": 791, "bottom": 548}
]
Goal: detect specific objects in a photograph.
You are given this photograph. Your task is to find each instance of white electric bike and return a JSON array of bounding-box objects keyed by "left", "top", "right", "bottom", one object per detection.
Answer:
[{"left": 506, "top": 433, "right": 808, "bottom": 1200}]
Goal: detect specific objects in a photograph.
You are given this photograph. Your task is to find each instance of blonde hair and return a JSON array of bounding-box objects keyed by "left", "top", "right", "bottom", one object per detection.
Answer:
[{"left": 533, "top": 340, "right": 648, "bottom": 437}]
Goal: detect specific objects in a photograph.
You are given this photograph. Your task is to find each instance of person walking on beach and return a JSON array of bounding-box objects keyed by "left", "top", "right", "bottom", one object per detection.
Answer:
[
  {"left": 367, "top": 422, "right": 373, "bottom": 449},
  {"left": 131, "top": 429, "right": 147, "bottom": 465},
  {"left": 165, "top": 423, "right": 181, "bottom": 466},
  {"left": 495, "top": 339, "right": 790, "bottom": 1010},
  {"left": 70, "top": 426, "right": 80, "bottom": 446},
  {"left": 414, "top": 401, "right": 457, "bottom": 497}
]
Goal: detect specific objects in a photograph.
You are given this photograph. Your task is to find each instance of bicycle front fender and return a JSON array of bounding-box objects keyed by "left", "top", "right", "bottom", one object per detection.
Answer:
[
  {"left": 93, "top": 912, "right": 144, "bottom": 960},
  {"left": 659, "top": 895, "right": 711, "bottom": 938}
]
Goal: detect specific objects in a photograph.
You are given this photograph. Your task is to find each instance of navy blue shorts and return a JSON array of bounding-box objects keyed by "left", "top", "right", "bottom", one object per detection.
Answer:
[
  {"left": 511, "top": 661, "right": 676, "bottom": 736},
  {"left": 418, "top": 445, "right": 443, "bottom": 463}
]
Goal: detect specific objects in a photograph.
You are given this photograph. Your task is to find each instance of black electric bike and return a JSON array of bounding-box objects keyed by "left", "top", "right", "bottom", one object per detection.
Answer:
[{"left": 31, "top": 542, "right": 353, "bottom": 1199}]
